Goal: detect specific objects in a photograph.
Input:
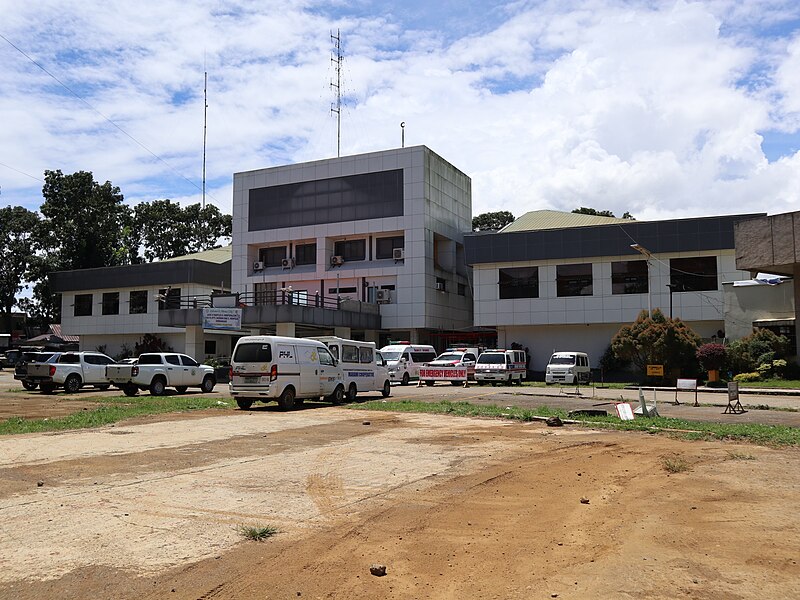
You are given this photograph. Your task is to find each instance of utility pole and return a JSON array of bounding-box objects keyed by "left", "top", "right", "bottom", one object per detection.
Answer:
[
  {"left": 202, "top": 70, "right": 208, "bottom": 210},
  {"left": 331, "top": 29, "right": 342, "bottom": 157}
]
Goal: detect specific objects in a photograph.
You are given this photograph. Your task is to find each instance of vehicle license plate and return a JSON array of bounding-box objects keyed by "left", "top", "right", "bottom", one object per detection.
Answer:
[{"left": 244, "top": 376, "right": 260, "bottom": 383}]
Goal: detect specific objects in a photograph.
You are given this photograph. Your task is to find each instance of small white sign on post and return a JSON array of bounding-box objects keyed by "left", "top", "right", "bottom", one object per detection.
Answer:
[
  {"left": 615, "top": 403, "right": 635, "bottom": 421},
  {"left": 675, "top": 378, "right": 699, "bottom": 407}
]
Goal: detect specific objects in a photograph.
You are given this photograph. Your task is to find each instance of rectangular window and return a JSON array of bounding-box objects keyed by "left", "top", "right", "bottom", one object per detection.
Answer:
[
  {"left": 204, "top": 340, "right": 217, "bottom": 355},
  {"left": 129, "top": 290, "right": 148, "bottom": 314},
  {"left": 670, "top": 257, "right": 718, "bottom": 292},
  {"left": 436, "top": 277, "right": 447, "bottom": 292},
  {"left": 328, "top": 286, "right": 358, "bottom": 294},
  {"left": 557, "top": 264, "right": 593, "bottom": 297},
  {"left": 499, "top": 267, "right": 539, "bottom": 299},
  {"left": 74, "top": 294, "right": 92, "bottom": 317},
  {"left": 102, "top": 292, "right": 119, "bottom": 315},
  {"left": 259, "top": 246, "right": 287, "bottom": 268},
  {"left": 334, "top": 239, "right": 366, "bottom": 262},
  {"left": 612, "top": 260, "right": 649, "bottom": 295},
  {"left": 342, "top": 344, "right": 360, "bottom": 363},
  {"left": 458, "top": 283, "right": 466, "bottom": 296},
  {"left": 158, "top": 288, "right": 181, "bottom": 310},
  {"left": 375, "top": 235, "right": 405, "bottom": 260},
  {"left": 295, "top": 243, "right": 316, "bottom": 265},
  {"left": 359, "top": 346, "right": 374, "bottom": 364}
]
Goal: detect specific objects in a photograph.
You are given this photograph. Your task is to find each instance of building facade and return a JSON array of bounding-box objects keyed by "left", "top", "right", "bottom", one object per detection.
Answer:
[
  {"left": 232, "top": 145, "right": 473, "bottom": 346},
  {"left": 465, "top": 211, "right": 761, "bottom": 371}
]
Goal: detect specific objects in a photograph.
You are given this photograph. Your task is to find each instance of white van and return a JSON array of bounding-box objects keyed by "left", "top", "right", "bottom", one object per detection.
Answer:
[
  {"left": 474, "top": 349, "right": 527, "bottom": 385},
  {"left": 312, "top": 337, "right": 391, "bottom": 401},
  {"left": 379, "top": 343, "right": 437, "bottom": 385},
  {"left": 545, "top": 351, "right": 591, "bottom": 384},
  {"left": 229, "top": 336, "right": 344, "bottom": 410}
]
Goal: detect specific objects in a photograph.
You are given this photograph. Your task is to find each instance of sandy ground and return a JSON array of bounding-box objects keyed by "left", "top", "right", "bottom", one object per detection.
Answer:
[{"left": 0, "top": 392, "right": 798, "bottom": 600}]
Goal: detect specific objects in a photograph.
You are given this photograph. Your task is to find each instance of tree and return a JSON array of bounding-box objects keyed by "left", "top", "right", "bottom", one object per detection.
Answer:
[
  {"left": 611, "top": 309, "right": 701, "bottom": 375},
  {"left": 725, "top": 329, "right": 791, "bottom": 374},
  {"left": 0, "top": 207, "right": 39, "bottom": 333},
  {"left": 572, "top": 207, "right": 635, "bottom": 219},
  {"left": 696, "top": 343, "right": 726, "bottom": 372},
  {"left": 134, "top": 199, "right": 232, "bottom": 262},
  {"left": 472, "top": 211, "right": 514, "bottom": 231}
]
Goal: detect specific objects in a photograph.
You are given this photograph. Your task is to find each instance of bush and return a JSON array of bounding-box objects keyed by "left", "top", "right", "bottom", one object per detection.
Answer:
[
  {"left": 134, "top": 333, "right": 172, "bottom": 355},
  {"left": 696, "top": 343, "right": 725, "bottom": 372},
  {"left": 599, "top": 344, "right": 630, "bottom": 373},
  {"left": 725, "top": 329, "right": 792, "bottom": 375},
  {"left": 733, "top": 372, "right": 761, "bottom": 383}
]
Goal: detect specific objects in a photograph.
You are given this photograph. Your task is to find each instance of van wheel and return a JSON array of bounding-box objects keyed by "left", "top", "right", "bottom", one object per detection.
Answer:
[
  {"left": 149, "top": 377, "right": 166, "bottom": 396},
  {"left": 236, "top": 398, "right": 253, "bottom": 410},
  {"left": 382, "top": 380, "right": 391, "bottom": 398},
  {"left": 401, "top": 373, "right": 410, "bottom": 386},
  {"left": 278, "top": 387, "right": 295, "bottom": 410},
  {"left": 328, "top": 385, "right": 344, "bottom": 405},
  {"left": 347, "top": 383, "right": 358, "bottom": 402}
]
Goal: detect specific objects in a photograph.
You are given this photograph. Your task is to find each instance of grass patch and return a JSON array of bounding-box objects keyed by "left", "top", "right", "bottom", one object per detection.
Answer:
[
  {"left": 0, "top": 395, "right": 230, "bottom": 435},
  {"left": 352, "top": 400, "right": 800, "bottom": 447},
  {"left": 661, "top": 455, "right": 690, "bottom": 473},
  {"left": 237, "top": 524, "right": 278, "bottom": 541},
  {"left": 738, "top": 379, "right": 800, "bottom": 389}
]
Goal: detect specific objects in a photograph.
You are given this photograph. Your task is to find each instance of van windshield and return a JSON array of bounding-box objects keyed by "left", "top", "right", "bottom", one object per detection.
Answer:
[
  {"left": 234, "top": 343, "right": 272, "bottom": 363},
  {"left": 434, "top": 353, "right": 462, "bottom": 362},
  {"left": 549, "top": 356, "right": 576, "bottom": 365},
  {"left": 477, "top": 353, "right": 506, "bottom": 364},
  {"left": 382, "top": 351, "right": 402, "bottom": 361}
]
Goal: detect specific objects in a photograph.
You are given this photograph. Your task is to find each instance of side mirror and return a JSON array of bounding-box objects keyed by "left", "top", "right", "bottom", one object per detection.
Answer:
[{"left": 333, "top": 358, "right": 339, "bottom": 366}]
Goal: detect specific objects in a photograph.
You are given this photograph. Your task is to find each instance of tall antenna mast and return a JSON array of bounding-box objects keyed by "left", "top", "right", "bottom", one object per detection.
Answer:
[
  {"left": 330, "top": 29, "right": 343, "bottom": 157},
  {"left": 202, "top": 70, "right": 208, "bottom": 209}
]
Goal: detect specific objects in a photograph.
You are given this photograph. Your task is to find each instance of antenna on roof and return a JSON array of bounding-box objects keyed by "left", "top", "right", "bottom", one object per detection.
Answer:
[
  {"left": 331, "top": 29, "right": 343, "bottom": 157},
  {"left": 400, "top": 122, "right": 405, "bottom": 148},
  {"left": 202, "top": 68, "right": 208, "bottom": 210}
]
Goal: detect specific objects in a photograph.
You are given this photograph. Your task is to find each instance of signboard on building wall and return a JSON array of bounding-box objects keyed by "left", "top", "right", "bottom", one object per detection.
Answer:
[{"left": 202, "top": 308, "right": 242, "bottom": 331}]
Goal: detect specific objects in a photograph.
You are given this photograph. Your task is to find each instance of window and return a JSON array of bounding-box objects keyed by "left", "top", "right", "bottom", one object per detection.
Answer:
[
  {"left": 436, "top": 277, "right": 447, "bottom": 292},
  {"left": 458, "top": 283, "right": 466, "bottom": 296},
  {"left": 233, "top": 343, "right": 271, "bottom": 363},
  {"left": 670, "top": 257, "right": 718, "bottom": 292},
  {"left": 102, "top": 292, "right": 119, "bottom": 315},
  {"left": 376, "top": 235, "right": 404, "bottom": 260},
  {"left": 59, "top": 354, "right": 80, "bottom": 364},
  {"left": 411, "top": 351, "right": 437, "bottom": 362},
  {"left": 328, "top": 345, "right": 339, "bottom": 361},
  {"left": 318, "top": 348, "right": 335, "bottom": 366},
  {"left": 359, "top": 346, "right": 374, "bottom": 364},
  {"left": 130, "top": 290, "right": 148, "bottom": 314},
  {"left": 165, "top": 355, "right": 181, "bottom": 366},
  {"left": 334, "top": 239, "right": 366, "bottom": 262},
  {"left": 499, "top": 267, "right": 539, "bottom": 299},
  {"left": 295, "top": 243, "right": 316, "bottom": 265},
  {"left": 259, "top": 246, "right": 286, "bottom": 268},
  {"left": 158, "top": 288, "right": 181, "bottom": 310},
  {"left": 328, "top": 287, "right": 358, "bottom": 294},
  {"left": 181, "top": 355, "right": 199, "bottom": 367},
  {"left": 138, "top": 354, "right": 164, "bottom": 365},
  {"left": 342, "top": 344, "right": 360, "bottom": 363},
  {"left": 74, "top": 294, "right": 92, "bottom": 317},
  {"left": 556, "top": 264, "right": 593, "bottom": 297},
  {"left": 612, "top": 261, "right": 648, "bottom": 295},
  {"left": 204, "top": 340, "right": 216, "bottom": 356}
]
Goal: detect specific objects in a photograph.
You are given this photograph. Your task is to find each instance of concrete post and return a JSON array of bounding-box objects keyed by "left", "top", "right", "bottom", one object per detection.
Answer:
[
  {"left": 276, "top": 322, "right": 296, "bottom": 337},
  {"left": 334, "top": 326, "right": 351, "bottom": 339},
  {"left": 184, "top": 326, "right": 205, "bottom": 361}
]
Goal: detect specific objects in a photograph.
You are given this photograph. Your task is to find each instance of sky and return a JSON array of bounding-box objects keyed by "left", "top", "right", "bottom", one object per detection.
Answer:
[{"left": 1, "top": 0, "right": 800, "bottom": 221}]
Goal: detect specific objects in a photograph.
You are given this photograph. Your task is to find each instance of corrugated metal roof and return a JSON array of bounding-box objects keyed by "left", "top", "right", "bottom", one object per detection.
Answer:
[
  {"left": 500, "top": 210, "right": 632, "bottom": 232},
  {"left": 160, "top": 245, "right": 232, "bottom": 264}
]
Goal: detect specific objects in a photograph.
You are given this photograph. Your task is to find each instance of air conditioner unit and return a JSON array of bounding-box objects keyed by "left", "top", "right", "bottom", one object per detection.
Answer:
[
  {"left": 376, "top": 289, "right": 391, "bottom": 303},
  {"left": 330, "top": 255, "right": 345, "bottom": 267},
  {"left": 281, "top": 257, "right": 295, "bottom": 269},
  {"left": 253, "top": 261, "right": 265, "bottom": 271},
  {"left": 435, "top": 282, "right": 446, "bottom": 291},
  {"left": 392, "top": 247, "right": 405, "bottom": 260}
]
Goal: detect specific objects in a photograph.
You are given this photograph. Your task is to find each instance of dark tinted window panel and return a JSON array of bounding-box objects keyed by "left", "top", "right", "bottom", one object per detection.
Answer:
[
  {"left": 259, "top": 246, "right": 286, "bottom": 267},
  {"left": 295, "top": 243, "right": 316, "bottom": 265},
  {"left": 130, "top": 290, "right": 148, "bottom": 314},
  {"left": 248, "top": 169, "right": 404, "bottom": 231},
  {"left": 233, "top": 343, "right": 272, "bottom": 363},
  {"left": 499, "top": 267, "right": 539, "bottom": 299},
  {"left": 74, "top": 294, "right": 93, "bottom": 317},
  {"left": 376, "top": 236, "right": 404, "bottom": 260},
  {"left": 556, "top": 263, "right": 593, "bottom": 297},
  {"left": 612, "top": 260, "right": 648, "bottom": 295},
  {"left": 102, "top": 292, "right": 119, "bottom": 315},
  {"left": 158, "top": 288, "right": 181, "bottom": 310},
  {"left": 670, "top": 257, "right": 718, "bottom": 292},
  {"left": 334, "top": 239, "right": 366, "bottom": 262}
]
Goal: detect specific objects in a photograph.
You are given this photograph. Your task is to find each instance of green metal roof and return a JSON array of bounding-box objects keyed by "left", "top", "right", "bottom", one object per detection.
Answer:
[
  {"left": 500, "top": 210, "right": 632, "bottom": 233},
  {"left": 160, "top": 245, "right": 232, "bottom": 264}
]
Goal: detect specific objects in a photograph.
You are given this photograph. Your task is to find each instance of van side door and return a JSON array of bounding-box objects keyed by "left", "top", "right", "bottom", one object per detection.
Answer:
[
  {"left": 296, "top": 345, "right": 320, "bottom": 396},
  {"left": 317, "top": 347, "right": 339, "bottom": 396}
]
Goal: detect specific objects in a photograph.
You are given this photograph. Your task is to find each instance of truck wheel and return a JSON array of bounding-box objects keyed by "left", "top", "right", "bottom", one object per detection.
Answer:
[
  {"left": 401, "top": 372, "right": 410, "bottom": 386},
  {"left": 175, "top": 386, "right": 188, "bottom": 394},
  {"left": 278, "top": 387, "right": 295, "bottom": 410},
  {"left": 328, "top": 384, "right": 344, "bottom": 405},
  {"left": 40, "top": 383, "right": 56, "bottom": 394},
  {"left": 64, "top": 374, "right": 82, "bottom": 394},
  {"left": 22, "top": 380, "right": 38, "bottom": 391},
  {"left": 149, "top": 377, "right": 166, "bottom": 396},
  {"left": 346, "top": 383, "right": 358, "bottom": 402},
  {"left": 382, "top": 380, "right": 391, "bottom": 397},
  {"left": 236, "top": 398, "right": 253, "bottom": 410},
  {"left": 122, "top": 384, "right": 138, "bottom": 397},
  {"left": 200, "top": 375, "right": 215, "bottom": 393}
]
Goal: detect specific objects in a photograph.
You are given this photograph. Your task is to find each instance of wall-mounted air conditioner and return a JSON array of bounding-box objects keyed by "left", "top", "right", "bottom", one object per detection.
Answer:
[
  {"left": 392, "top": 248, "right": 405, "bottom": 260},
  {"left": 281, "top": 257, "right": 295, "bottom": 269},
  {"left": 330, "top": 255, "right": 345, "bottom": 267},
  {"left": 253, "top": 261, "right": 265, "bottom": 271},
  {"left": 376, "top": 290, "right": 391, "bottom": 304},
  {"left": 435, "top": 281, "right": 446, "bottom": 291}
]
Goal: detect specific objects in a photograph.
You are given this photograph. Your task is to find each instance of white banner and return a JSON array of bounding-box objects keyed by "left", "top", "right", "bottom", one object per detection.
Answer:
[
  {"left": 419, "top": 366, "right": 468, "bottom": 381},
  {"left": 202, "top": 308, "right": 242, "bottom": 331}
]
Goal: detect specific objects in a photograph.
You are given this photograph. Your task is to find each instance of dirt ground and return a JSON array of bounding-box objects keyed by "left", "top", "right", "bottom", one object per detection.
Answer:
[{"left": 0, "top": 389, "right": 799, "bottom": 600}]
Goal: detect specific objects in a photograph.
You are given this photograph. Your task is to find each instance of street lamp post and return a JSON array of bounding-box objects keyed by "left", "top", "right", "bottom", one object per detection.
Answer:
[{"left": 630, "top": 243, "right": 652, "bottom": 316}]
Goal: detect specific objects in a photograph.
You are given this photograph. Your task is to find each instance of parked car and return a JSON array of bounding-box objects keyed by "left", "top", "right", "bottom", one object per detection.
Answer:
[
  {"left": 14, "top": 351, "right": 61, "bottom": 391},
  {"left": 26, "top": 351, "right": 115, "bottom": 394},
  {"left": 105, "top": 353, "right": 216, "bottom": 396}
]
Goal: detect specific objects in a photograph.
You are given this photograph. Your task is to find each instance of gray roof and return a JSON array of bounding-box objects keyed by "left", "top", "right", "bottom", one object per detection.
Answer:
[{"left": 501, "top": 210, "right": 632, "bottom": 232}]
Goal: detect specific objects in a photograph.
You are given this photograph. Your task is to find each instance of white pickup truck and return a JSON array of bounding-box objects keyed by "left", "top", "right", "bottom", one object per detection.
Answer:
[
  {"left": 105, "top": 352, "right": 216, "bottom": 396},
  {"left": 26, "top": 351, "right": 115, "bottom": 394}
]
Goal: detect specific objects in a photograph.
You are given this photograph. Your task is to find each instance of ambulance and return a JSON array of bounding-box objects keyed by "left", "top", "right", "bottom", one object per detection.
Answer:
[{"left": 379, "top": 342, "right": 437, "bottom": 385}]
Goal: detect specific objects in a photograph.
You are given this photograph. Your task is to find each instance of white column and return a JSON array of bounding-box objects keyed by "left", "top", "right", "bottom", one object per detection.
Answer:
[
  {"left": 276, "top": 322, "right": 296, "bottom": 337},
  {"left": 184, "top": 326, "right": 205, "bottom": 361}
]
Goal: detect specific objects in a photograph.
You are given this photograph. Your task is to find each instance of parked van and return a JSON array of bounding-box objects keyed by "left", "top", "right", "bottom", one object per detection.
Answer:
[
  {"left": 379, "top": 343, "right": 437, "bottom": 385},
  {"left": 312, "top": 337, "right": 391, "bottom": 401},
  {"left": 229, "top": 336, "right": 344, "bottom": 410},
  {"left": 474, "top": 349, "right": 527, "bottom": 385},
  {"left": 545, "top": 351, "right": 591, "bottom": 384}
]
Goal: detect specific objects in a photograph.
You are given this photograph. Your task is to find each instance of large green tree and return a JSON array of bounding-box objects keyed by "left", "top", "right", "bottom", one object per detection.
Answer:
[
  {"left": 0, "top": 206, "right": 39, "bottom": 333},
  {"left": 472, "top": 211, "right": 514, "bottom": 231}
]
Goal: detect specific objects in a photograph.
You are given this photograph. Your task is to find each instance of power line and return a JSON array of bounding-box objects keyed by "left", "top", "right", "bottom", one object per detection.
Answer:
[
  {"left": 0, "top": 32, "right": 224, "bottom": 209},
  {"left": 0, "top": 160, "right": 43, "bottom": 183}
]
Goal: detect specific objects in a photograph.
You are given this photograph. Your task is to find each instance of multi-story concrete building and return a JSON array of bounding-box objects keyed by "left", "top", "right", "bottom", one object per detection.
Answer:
[
  {"left": 465, "top": 210, "right": 761, "bottom": 371},
  {"left": 231, "top": 145, "right": 473, "bottom": 346}
]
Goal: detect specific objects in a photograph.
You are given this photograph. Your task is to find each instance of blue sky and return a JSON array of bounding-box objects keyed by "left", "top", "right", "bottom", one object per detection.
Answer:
[{"left": 1, "top": 0, "right": 800, "bottom": 220}]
